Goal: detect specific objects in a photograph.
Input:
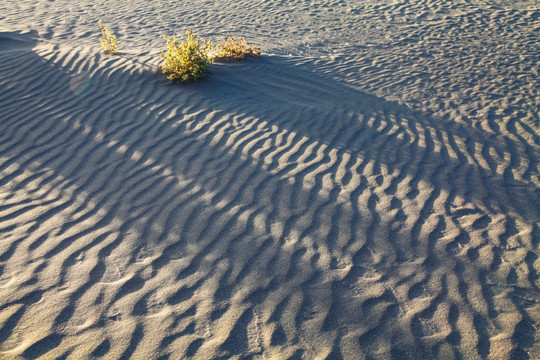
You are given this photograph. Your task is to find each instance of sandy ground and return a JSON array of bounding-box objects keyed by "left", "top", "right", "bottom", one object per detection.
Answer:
[{"left": 0, "top": 0, "right": 539, "bottom": 359}]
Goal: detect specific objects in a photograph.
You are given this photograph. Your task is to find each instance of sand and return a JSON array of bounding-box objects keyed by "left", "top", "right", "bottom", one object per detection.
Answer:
[{"left": 0, "top": 0, "right": 539, "bottom": 359}]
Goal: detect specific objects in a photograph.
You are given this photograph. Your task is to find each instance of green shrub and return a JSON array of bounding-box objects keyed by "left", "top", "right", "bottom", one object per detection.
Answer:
[
  {"left": 99, "top": 20, "right": 118, "bottom": 55},
  {"left": 216, "top": 37, "right": 261, "bottom": 60},
  {"left": 161, "top": 30, "right": 214, "bottom": 82}
]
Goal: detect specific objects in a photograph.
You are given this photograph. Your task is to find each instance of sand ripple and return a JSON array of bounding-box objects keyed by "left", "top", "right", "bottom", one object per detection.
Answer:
[{"left": 1, "top": 0, "right": 539, "bottom": 359}]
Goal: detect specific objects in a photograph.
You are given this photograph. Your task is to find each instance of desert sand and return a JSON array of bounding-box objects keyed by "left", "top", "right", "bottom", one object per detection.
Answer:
[{"left": 0, "top": 0, "right": 539, "bottom": 359}]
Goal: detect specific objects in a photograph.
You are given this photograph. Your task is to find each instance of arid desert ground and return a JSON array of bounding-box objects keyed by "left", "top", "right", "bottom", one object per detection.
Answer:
[{"left": 0, "top": 0, "right": 539, "bottom": 359}]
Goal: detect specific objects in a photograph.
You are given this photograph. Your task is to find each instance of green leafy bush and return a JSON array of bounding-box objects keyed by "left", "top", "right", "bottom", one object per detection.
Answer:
[
  {"left": 216, "top": 36, "right": 261, "bottom": 60},
  {"left": 161, "top": 30, "right": 214, "bottom": 82},
  {"left": 99, "top": 20, "right": 118, "bottom": 55}
]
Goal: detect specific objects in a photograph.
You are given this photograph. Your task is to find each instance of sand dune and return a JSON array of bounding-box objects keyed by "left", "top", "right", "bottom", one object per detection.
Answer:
[{"left": 1, "top": 0, "right": 539, "bottom": 359}]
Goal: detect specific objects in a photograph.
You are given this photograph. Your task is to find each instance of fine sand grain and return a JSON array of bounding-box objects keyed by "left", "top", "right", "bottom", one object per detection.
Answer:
[{"left": 0, "top": 0, "right": 539, "bottom": 359}]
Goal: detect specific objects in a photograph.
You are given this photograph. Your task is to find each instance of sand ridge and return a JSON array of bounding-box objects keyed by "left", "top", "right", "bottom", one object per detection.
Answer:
[{"left": 1, "top": 0, "right": 539, "bottom": 359}]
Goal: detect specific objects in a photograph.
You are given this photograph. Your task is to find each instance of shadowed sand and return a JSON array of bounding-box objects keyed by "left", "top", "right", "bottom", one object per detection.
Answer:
[{"left": 0, "top": 0, "right": 539, "bottom": 359}]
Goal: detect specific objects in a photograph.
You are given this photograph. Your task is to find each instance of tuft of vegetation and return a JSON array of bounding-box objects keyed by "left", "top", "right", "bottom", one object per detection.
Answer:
[
  {"left": 161, "top": 30, "right": 214, "bottom": 82},
  {"left": 99, "top": 20, "right": 118, "bottom": 55},
  {"left": 216, "top": 36, "right": 261, "bottom": 60}
]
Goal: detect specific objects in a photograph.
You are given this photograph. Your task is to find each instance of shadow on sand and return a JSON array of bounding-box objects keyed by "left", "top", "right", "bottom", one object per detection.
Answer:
[{"left": 0, "top": 30, "right": 538, "bottom": 359}]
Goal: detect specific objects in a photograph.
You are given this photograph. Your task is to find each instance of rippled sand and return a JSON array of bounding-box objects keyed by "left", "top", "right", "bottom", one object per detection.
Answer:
[{"left": 0, "top": 0, "right": 539, "bottom": 359}]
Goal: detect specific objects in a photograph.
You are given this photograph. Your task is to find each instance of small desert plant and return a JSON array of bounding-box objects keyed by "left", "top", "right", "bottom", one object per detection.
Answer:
[
  {"left": 216, "top": 36, "right": 261, "bottom": 60},
  {"left": 161, "top": 30, "right": 214, "bottom": 82},
  {"left": 99, "top": 20, "right": 118, "bottom": 55}
]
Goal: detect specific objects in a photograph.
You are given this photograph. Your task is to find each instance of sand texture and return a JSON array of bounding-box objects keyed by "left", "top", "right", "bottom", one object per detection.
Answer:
[{"left": 0, "top": 0, "right": 539, "bottom": 359}]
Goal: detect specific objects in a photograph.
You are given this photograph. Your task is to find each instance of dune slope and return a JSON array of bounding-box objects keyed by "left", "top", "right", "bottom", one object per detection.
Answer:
[{"left": 0, "top": 0, "right": 539, "bottom": 359}]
